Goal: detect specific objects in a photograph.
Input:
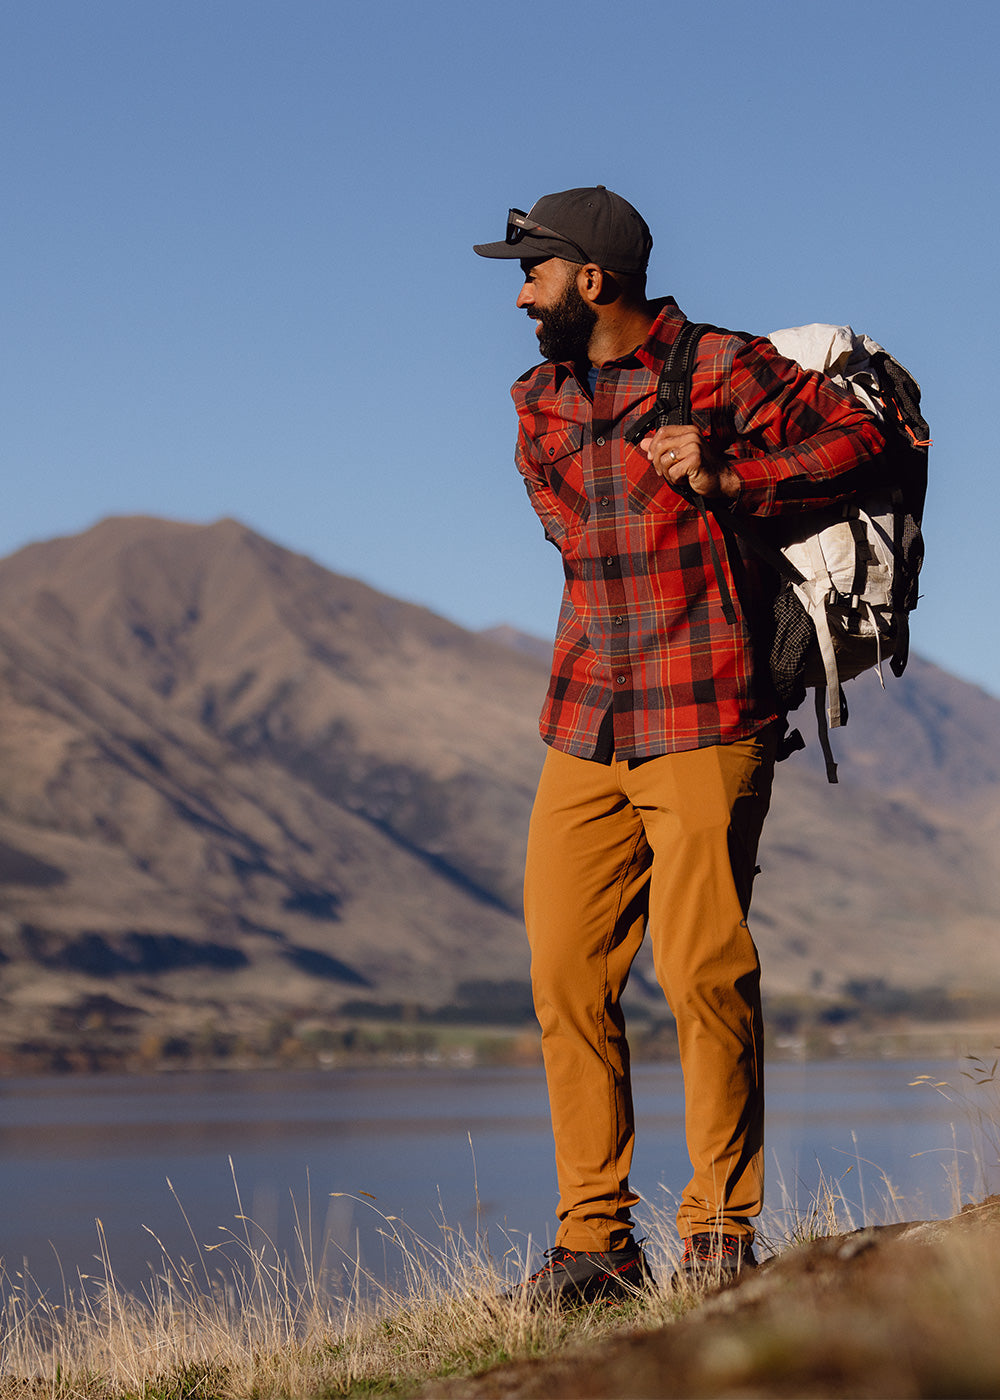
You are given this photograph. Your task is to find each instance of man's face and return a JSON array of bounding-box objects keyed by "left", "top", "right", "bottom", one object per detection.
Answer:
[{"left": 516, "top": 258, "right": 597, "bottom": 363}]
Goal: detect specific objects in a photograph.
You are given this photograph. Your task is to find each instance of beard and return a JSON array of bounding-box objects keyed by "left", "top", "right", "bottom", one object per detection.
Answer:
[{"left": 528, "top": 275, "right": 597, "bottom": 363}]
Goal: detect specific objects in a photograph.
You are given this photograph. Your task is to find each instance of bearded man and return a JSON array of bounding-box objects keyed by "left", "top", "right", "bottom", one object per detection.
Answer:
[{"left": 474, "top": 187, "right": 884, "bottom": 1302}]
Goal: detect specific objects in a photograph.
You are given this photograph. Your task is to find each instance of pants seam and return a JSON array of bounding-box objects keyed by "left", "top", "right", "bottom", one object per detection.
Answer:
[{"left": 594, "top": 817, "right": 648, "bottom": 1227}]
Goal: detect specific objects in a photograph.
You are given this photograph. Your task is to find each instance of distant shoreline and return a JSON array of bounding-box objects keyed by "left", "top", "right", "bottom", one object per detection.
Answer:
[{"left": 2, "top": 1012, "right": 998, "bottom": 1077}]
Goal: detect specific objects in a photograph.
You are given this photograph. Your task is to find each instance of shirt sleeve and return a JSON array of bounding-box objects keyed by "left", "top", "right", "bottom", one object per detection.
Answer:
[{"left": 703, "top": 335, "right": 888, "bottom": 517}]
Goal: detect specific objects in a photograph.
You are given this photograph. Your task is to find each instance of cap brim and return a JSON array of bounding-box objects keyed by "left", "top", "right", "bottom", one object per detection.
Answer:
[
  {"left": 473, "top": 240, "right": 524, "bottom": 259},
  {"left": 473, "top": 232, "right": 583, "bottom": 263}
]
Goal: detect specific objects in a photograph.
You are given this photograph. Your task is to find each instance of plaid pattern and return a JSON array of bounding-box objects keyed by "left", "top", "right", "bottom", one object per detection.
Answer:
[{"left": 513, "top": 298, "right": 886, "bottom": 758}]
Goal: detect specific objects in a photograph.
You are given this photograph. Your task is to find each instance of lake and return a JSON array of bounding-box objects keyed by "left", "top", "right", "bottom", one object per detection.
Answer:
[{"left": 1, "top": 1058, "right": 993, "bottom": 1299}]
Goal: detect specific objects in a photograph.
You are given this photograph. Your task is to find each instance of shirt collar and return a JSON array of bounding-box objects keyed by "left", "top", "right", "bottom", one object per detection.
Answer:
[
  {"left": 633, "top": 297, "right": 686, "bottom": 372},
  {"left": 547, "top": 296, "right": 686, "bottom": 386}
]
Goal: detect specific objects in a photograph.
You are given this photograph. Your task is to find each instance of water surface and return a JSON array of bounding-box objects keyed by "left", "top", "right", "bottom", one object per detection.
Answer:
[{"left": 0, "top": 1059, "right": 985, "bottom": 1296}]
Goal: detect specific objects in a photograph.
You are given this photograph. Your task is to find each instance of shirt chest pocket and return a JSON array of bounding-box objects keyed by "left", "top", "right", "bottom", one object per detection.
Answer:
[{"left": 537, "top": 424, "right": 590, "bottom": 522}]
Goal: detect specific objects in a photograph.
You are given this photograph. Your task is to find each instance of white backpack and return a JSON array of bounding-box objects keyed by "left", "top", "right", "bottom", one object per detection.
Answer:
[
  {"left": 766, "top": 325, "right": 928, "bottom": 777},
  {"left": 626, "top": 321, "right": 930, "bottom": 781}
]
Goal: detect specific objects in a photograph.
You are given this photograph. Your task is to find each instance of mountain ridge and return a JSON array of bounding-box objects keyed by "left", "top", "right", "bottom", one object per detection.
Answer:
[{"left": 0, "top": 515, "right": 995, "bottom": 1065}]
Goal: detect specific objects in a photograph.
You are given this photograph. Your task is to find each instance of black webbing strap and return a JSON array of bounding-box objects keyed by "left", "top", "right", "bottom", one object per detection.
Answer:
[
  {"left": 624, "top": 319, "right": 710, "bottom": 447},
  {"left": 625, "top": 321, "right": 803, "bottom": 625},
  {"left": 684, "top": 489, "right": 740, "bottom": 626},
  {"left": 814, "top": 686, "right": 840, "bottom": 784}
]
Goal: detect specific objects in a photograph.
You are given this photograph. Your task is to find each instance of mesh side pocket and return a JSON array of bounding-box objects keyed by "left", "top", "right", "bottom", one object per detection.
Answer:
[{"left": 769, "top": 584, "right": 817, "bottom": 712}]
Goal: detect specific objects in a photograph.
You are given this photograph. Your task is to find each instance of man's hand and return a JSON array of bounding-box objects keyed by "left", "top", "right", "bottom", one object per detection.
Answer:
[{"left": 639, "top": 425, "right": 740, "bottom": 501}]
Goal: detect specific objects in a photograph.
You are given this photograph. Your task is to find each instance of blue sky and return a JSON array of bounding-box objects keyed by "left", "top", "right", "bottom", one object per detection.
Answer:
[{"left": 3, "top": 0, "right": 998, "bottom": 697}]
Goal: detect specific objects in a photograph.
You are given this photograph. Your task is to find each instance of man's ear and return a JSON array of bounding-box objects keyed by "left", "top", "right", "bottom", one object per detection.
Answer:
[
  {"left": 575, "top": 263, "right": 605, "bottom": 304},
  {"left": 577, "top": 264, "right": 624, "bottom": 306}
]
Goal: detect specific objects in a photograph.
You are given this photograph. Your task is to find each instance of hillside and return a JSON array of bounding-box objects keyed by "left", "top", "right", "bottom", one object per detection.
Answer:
[
  {"left": 424, "top": 1205, "right": 1000, "bottom": 1400},
  {"left": 0, "top": 516, "right": 996, "bottom": 1066}
]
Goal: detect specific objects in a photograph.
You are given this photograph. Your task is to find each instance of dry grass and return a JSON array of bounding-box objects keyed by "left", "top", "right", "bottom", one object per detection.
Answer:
[
  {"left": 0, "top": 1153, "right": 911, "bottom": 1400},
  {"left": 1, "top": 1067, "right": 997, "bottom": 1400},
  {"left": 0, "top": 1190, "right": 684, "bottom": 1399}
]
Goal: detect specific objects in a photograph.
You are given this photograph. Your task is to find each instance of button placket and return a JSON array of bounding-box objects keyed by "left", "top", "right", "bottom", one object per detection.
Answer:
[{"left": 589, "top": 381, "right": 632, "bottom": 702}]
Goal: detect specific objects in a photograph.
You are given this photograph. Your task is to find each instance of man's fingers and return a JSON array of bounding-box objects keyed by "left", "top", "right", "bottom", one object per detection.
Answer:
[
  {"left": 655, "top": 444, "right": 690, "bottom": 481},
  {"left": 637, "top": 424, "right": 736, "bottom": 500},
  {"left": 642, "top": 427, "right": 702, "bottom": 476}
]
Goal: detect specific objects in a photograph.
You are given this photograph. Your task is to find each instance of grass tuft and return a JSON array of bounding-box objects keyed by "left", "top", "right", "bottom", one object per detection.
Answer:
[{"left": 0, "top": 1178, "right": 702, "bottom": 1399}]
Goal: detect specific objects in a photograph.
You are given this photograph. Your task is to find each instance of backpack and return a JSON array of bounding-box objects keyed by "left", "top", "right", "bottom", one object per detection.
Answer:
[{"left": 625, "top": 321, "right": 930, "bottom": 782}]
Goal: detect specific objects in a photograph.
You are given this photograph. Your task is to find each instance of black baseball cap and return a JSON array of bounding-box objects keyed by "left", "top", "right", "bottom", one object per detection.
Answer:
[{"left": 473, "top": 186, "right": 652, "bottom": 275}]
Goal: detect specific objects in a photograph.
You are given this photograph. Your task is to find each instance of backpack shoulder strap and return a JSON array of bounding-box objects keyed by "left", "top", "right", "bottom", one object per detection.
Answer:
[
  {"left": 653, "top": 318, "right": 714, "bottom": 425},
  {"left": 643, "top": 322, "right": 810, "bottom": 587},
  {"left": 626, "top": 321, "right": 781, "bottom": 626},
  {"left": 624, "top": 320, "right": 718, "bottom": 444}
]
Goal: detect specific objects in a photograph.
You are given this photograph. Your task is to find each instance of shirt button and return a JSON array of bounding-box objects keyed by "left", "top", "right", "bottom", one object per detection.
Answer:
[
  {"left": 616, "top": 675, "right": 627, "bottom": 685},
  {"left": 605, "top": 556, "right": 615, "bottom": 566},
  {"left": 614, "top": 615, "right": 625, "bottom": 626},
  {"left": 595, "top": 436, "right": 605, "bottom": 446},
  {"left": 600, "top": 495, "right": 610, "bottom": 506}
]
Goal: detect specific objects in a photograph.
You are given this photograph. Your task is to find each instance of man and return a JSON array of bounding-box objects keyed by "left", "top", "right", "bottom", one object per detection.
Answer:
[{"left": 474, "top": 187, "right": 884, "bottom": 1302}]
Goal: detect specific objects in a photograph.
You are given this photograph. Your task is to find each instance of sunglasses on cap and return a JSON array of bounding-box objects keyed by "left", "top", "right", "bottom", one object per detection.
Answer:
[{"left": 505, "top": 208, "right": 592, "bottom": 263}]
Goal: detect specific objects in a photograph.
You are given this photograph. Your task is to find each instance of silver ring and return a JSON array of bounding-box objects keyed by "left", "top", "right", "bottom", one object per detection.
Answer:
[{"left": 667, "top": 450, "right": 677, "bottom": 463}]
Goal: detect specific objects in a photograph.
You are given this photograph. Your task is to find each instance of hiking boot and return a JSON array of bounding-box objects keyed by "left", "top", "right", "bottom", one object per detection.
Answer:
[
  {"left": 507, "top": 1241, "right": 655, "bottom": 1307},
  {"left": 671, "top": 1232, "right": 757, "bottom": 1289}
]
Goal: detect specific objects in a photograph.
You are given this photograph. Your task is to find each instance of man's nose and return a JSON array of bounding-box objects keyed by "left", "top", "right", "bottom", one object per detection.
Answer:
[{"left": 515, "top": 284, "right": 533, "bottom": 309}]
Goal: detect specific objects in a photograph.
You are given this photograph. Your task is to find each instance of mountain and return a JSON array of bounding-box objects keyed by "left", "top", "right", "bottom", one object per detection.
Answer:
[{"left": 0, "top": 516, "right": 996, "bottom": 1065}]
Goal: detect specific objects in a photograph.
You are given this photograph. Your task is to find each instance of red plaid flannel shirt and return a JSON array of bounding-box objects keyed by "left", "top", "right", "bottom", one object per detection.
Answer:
[{"left": 512, "top": 298, "right": 887, "bottom": 759}]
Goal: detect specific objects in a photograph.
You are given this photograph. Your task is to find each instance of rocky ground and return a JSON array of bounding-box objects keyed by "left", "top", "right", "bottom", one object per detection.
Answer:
[{"left": 424, "top": 1200, "right": 1000, "bottom": 1399}]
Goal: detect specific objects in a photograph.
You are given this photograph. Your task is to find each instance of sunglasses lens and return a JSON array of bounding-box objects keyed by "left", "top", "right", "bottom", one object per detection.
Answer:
[{"left": 505, "top": 209, "right": 528, "bottom": 245}]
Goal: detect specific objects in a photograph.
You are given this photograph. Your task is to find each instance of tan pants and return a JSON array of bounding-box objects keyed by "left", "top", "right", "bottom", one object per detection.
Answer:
[{"left": 524, "top": 725, "right": 778, "bottom": 1250}]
